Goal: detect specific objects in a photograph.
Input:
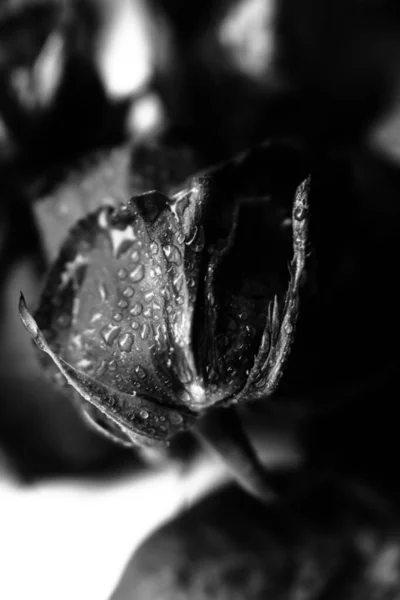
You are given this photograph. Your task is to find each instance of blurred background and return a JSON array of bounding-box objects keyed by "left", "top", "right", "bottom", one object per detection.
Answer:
[{"left": 2, "top": 1, "right": 400, "bottom": 598}]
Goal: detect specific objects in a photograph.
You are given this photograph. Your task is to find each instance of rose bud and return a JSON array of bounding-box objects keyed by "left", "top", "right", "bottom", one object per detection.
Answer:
[{"left": 19, "top": 167, "right": 310, "bottom": 501}]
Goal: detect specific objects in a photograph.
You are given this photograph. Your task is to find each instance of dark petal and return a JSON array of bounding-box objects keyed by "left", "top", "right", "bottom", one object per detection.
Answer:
[
  {"left": 236, "top": 176, "right": 311, "bottom": 402},
  {"left": 180, "top": 172, "right": 310, "bottom": 500},
  {"left": 193, "top": 164, "right": 310, "bottom": 405},
  {"left": 32, "top": 190, "right": 203, "bottom": 407},
  {"left": 19, "top": 293, "right": 196, "bottom": 445}
]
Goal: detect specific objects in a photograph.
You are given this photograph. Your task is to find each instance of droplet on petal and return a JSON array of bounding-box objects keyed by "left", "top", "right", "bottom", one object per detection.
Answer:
[
  {"left": 135, "top": 365, "right": 146, "bottom": 379},
  {"left": 169, "top": 411, "right": 183, "bottom": 425},
  {"left": 122, "top": 287, "right": 134, "bottom": 298},
  {"left": 131, "top": 250, "right": 140, "bottom": 262},
  {"left": 118, "top": 333, "right": 134, "bottom": 352},
  {"left": 129, "top": 264, "right": 145, "bottom": 282},
  {"left": 101, "top": 324, "right": 122, "bottom": 345},
  {"left": 130, "top": 303, "right": 143, "bottom": 316}
]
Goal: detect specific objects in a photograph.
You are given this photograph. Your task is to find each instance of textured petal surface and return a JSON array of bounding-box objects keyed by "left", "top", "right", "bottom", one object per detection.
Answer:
[{"left": 20, "top": 143, "right": 311, "bottom": 450}]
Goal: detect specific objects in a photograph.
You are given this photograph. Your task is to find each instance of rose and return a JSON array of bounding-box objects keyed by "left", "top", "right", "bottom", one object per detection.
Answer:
[{"left": 19, "top": 150, "right": 310, "bottom": 500}]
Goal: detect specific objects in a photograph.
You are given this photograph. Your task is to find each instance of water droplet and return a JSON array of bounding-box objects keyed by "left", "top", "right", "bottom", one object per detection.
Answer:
[
  {"left": 123, "top": 287, "right": 134, "bottom": 298},
  {"left": 185, "top": 226, "right": 198, "bottom": 245},
  {"left": 143, "top": 308, "right": 152, "bottom": 318},
  {"left": 173, "top": 273, "right": 184, "bottom": 292},
  {"left": 159, "top": 415, "right": 166, "bottom": 422},
  {"left": 130, "top": 303, "right": 143, "bottom": 316},
  {"left": 246, "top": 324, "right": 257, "bottom": 337},
  {"left": 101, "top": 324, "right": 121, "bottom": 345},
  {"left": 98, "top": 282, "right": 108, "bottom": 301},
  {"left": 96, "top": 360, "right": 107, "bottom": 376},
  {"left": 181, "top": 390, "right": 191, "bottom": 402},
  {"left": 90, "top": 311, "right": 103, "bottom": 324},
  {"left": 176, "top": 297, "right": 184, "bottom": 305},
  {"left": 117, "top": 299, "right": 128, "bottom": 309},
  {"left": 284, "top": 323, "right": 293, "bottom": 335},
  {"left": 294, "top": 206, "right": 306, "bottom": 221},
  {"left": 76, "top": 358, "right": 93, "bottom": 371},
  {"left": 140, "top": 323, "right": 150, "bottom": 340},
  {"left": 189, "top": 226, "right": 205, "bottom": 252},
  {"left": 150, "top": 242, "right": 159, "bottom": 255},
  {"left": 207, "top": 292, "right": 215, "bottom": 306},
  {"left": 131, "top": 250, "right": 140, "bottom": 262},
  {"left": 131, "top": 321, "right": 140, "bottom": 330},
  {"left": 139, "top": 409, "right": 149, "bottom": 420},
  {"left": 129, "top": 264, "right": 144, "bottom": 282},
  {"left": 118, "top": 333, "right": 134, "bottom": 352},
  {"left": 144, "top": 291, "right": 155, "bottom": 303},
  {"left": 163, "top": 244, "right": 182, "bottom": 266},
  {"left": 176, "top": 232, "right": 185, "bottom": 245},
  {"left": 108, "top": 359, "right": 117, "bottom": 371},
  {"left": 113, "top": 313, "right": 122, "bottom": 322},
  {"left": 169, "top": 411, "right": 183, "bottom": 425},
  {"left": 118, "top": 268, "right": 128, "bottom": 279},
  {"left": 135, "top": 365, "right": 146, "bottom": 379}
]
